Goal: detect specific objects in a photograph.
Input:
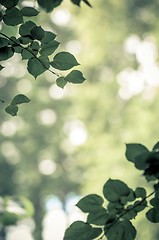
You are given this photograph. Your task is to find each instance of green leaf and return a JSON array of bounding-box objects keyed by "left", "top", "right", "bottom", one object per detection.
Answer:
[
  {"left": 3, "top": 7, "right": 23, "bottom": 26},
  {"left": 40, "top": 40, "right": 59, "bottom": 56},
  {"left": 105, "top": 220, "right": 136, "bottom": 240},
  {"left": 21, "top": 49, "right": 34, "bottom": 59},
  {"left": 19, "top": 36, "right": 32, "bottom": 45},
  {"left": 0, "top": 47, "right": 14, "bottom": 61},
  {"left": 41, "top": 31, "right": 56, "bottom": 44},
  {"left": 27, "top": 56, "right": 49, "bottom": 78},
  {"left": 0, "top": 0, "right": 19, "bottom": 9},
  {"left": 56, "top": 77, "right": 67, "bottom": 89},
  {"left": 134, "top": 200, "right": 147, "bottom": 213},
  {"left": 125, "top": 143, "right": 149, "bottom": 163},
  {"left": 87, "top": 207, "right": 109, "bottom": 225},
  {"left": 76, "top": 194, "right": 104, "bottom": 213},
  {"left": 37, "top": 0, "right": 63, "bottom": 12},
  {"left": 107, "top": 202, "right": 124, "bottom": 215},
  {"left": 153, "top": 142, "right": 159, "bottom": 151},
  {"left": 30, "top": 26, "right": 45, "bottom": 40},
  {"left": 103, "top": 179, "right": 131, "bottom": 202},
  {"left": 120, "top": 189, "right": 135, "bottom": 205},
  {"left": 21, "top": 7, "right": 39, "bottom": 17},
  {"left": 5, "top": 105, "right": 18, "bottom": 116},
  {"left": 65, "top": 70, "right": 85, "bottom": 84},
  {"left": 21, "top": 42, "right": 39, "bottom": 59},
  {"left": 19, "top": 21, "right": 36, "bottom": 36},
  {"left": 83, "top": 0, "right": 92, "bottom": 7},
  {"left": 71, "top": 0, "right": 81, "bottom": 6},
  {"left": 0, "top": 37, "right": 9, "bottom": 48},
  {"left": 0, "top": 65, "right": 4, "bottom": 71},
  {"left": 135, "top": 187, "right": 146, "bottom": 199},
  {"left": 150, "top": 198, "right": 159, "bottom": 208},
  {"left": 11, "top": 94, "right": 30, "bottom": 105},
  {"left": 71, "top": 0, "right": 92, "bottom": 7},
  {"left": 146, "top": 208, "right": 159, "bottom": 223},
  {"left": 122, "top": 205, "right": 137, "bottom": 220},
  {"left": 64, "top": 221, "right": 102, "bottom": 240},
  {"left": 51, "top": 51, "right": 79, "bottom": 70},
  {"left": 0, "top": 12, "right": 3, "bottom": 21}
]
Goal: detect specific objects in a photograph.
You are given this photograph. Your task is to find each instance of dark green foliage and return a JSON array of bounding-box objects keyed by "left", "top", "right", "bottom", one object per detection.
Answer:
[
  {"left": 105, "top": 220, "right": 136, "bottom": 240},
  {"left": 134, "top": 187, "right": 146, "bottom": 199},
  {"left": 19, "top": 21, "right": 36, "bottom": 36},
  {"left": 0, "top": 37, "right": 9, "bottom": 48},
  {"left": 3, "top": 7, "right": 23, "bottom": 26},
  {"left": 0, "top": 64, "right": 4, "bottom": 71},
  {"left": 37, "top": 0, "right": 63, "bottom": 12},
  {"left": 65, "top": 70, "right": 86, "bottom": 83},
  {"left": 64, "top": 141, "right": 159, "bottom": 240},
  {"left": 11, "top": 94, "right": 30, "bottom": 105},
  {"left": 87, "top": 208, "right": 109, "bottom": 225},
  {"left": 103, "top": 179, "right": 131, "bottom": 202},
  {"left": 0, "top": 0, "right": 19, "bottom": 9},
  {"left": 5, "top": 94, "right": 30, "bottom": 116},
  {"left": 21, "top": 7, "right": 39, "bottom": 17},
  {"left": 64, "top": 221, "right": 102, "bottom": 240},
  {"left": 146, "top": 208, "right": 159, "bottom": 223},
  {"left": 0, "top": 46, "right": 14, "bottom": 60},
  {"left": 126, "top": 143, "right": 159, "bottom": 181},
  {"left": 56, "top": 77, "right": 67, "bottom": 88},
  {"left": 71, "top": 0, "right": 92, "bottom": 7},
  {"left": 27, "top": 56, "right": 49, "bottom": 78},
  {"left": 76, "top": 194, "right": 104, "bottom": 213},
  {"left": 40, "top": 39, "right": 59, "bottom": 55},
  {"left": 51, "top": 51, "right": 79, "bottom": 70},
  {"left": 5, "top": 105, "right": 19, "bottom": 116},
  {"left": 0, "top": 0, "right": 86, "bottom": 115},
  {"left": 125, "top": 143, "right": 149, "bottom": 164}
]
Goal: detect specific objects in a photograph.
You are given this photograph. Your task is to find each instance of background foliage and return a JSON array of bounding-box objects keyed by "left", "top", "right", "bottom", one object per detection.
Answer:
[{"left": 1, "top": 0, "right": 159, "bottom": 239}]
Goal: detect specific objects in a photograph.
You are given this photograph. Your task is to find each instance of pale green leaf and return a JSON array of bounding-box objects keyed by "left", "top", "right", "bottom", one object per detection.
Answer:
[
  {"left": 5, "top": 105, "right": 18, "bottom": 116},
  {"left": 11, "top": 94, "right": 30, "bottom": 105},
  {"left": 51, "top": 51, "right": 79, "bottom": 70},
  {"left": 65, "top": 70, "right": 85, "bottom": 84},
  {"left": 21, "top": 7, "right": 39, "bottom": 16},
  {"left": 56, "top": 77, "right": 67, "bottom": 89}
]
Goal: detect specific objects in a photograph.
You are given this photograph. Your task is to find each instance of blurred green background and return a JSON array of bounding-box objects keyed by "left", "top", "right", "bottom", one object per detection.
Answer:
[{"left": 1, "top": 0, "right": 159, "bottom": 239}]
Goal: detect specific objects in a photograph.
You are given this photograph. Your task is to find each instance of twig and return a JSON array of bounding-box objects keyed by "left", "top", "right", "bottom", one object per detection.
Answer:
[
  {"left": 98, "top": 189, "right": 156, "bottom": 240},
  {"left": 0, "top": 32, "right": 60, "bottom": 77}
]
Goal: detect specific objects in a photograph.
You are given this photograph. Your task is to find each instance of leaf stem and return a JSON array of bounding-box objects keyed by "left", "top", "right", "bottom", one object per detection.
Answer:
[{"left": 0, "top": 32, "right": 60, "bottom": 77}]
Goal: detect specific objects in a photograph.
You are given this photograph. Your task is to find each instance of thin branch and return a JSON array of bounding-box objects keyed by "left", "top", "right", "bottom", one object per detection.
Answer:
[
  {"left": 98, "top": 189, "right": 156, "bottom": 240},
  {"left": 0, "top": 32, "right": 60, "bottom": 77}
]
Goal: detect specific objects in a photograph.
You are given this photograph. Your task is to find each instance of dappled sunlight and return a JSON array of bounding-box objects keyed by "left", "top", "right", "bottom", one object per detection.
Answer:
[
  {"left": 1, "top": 121, "right": 17, "bottom": 136},
  {"left": 38, "top": 159, "right": 57, "bottom": 175},
  {"left": 38, "top": 109, "right": 57, "bottom": 125},
  {"left": 49, "top": 84, "right": 68, "bottom": 99},
  {"left": 50, "top": 9, "right": 71, "bottom": 27},
  {"left": 65, "top": 40, "right": 82, "bottom": 55},
  {"left": 118, "top": 36, "right": 159, "bottom": 100},
  {"left": 16, "top": 79, "right": 33, "bottom": 94},
  {"left": 1, "top": 141, "right": 20, "bottom": 164},
  {"left": 7, "top": 226, "right": 34, "bottom": 240},
  {"left": 64, "top": 120, "right": 88, "bottom": 146}
]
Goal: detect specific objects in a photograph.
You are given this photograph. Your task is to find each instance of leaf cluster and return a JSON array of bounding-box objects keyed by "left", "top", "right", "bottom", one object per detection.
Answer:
[
  {"left": 0, "top": 0, "right": 87, "bottom": 115},
  {"left": 64, "top": 141, "right": 159, "bottom": 240}
]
